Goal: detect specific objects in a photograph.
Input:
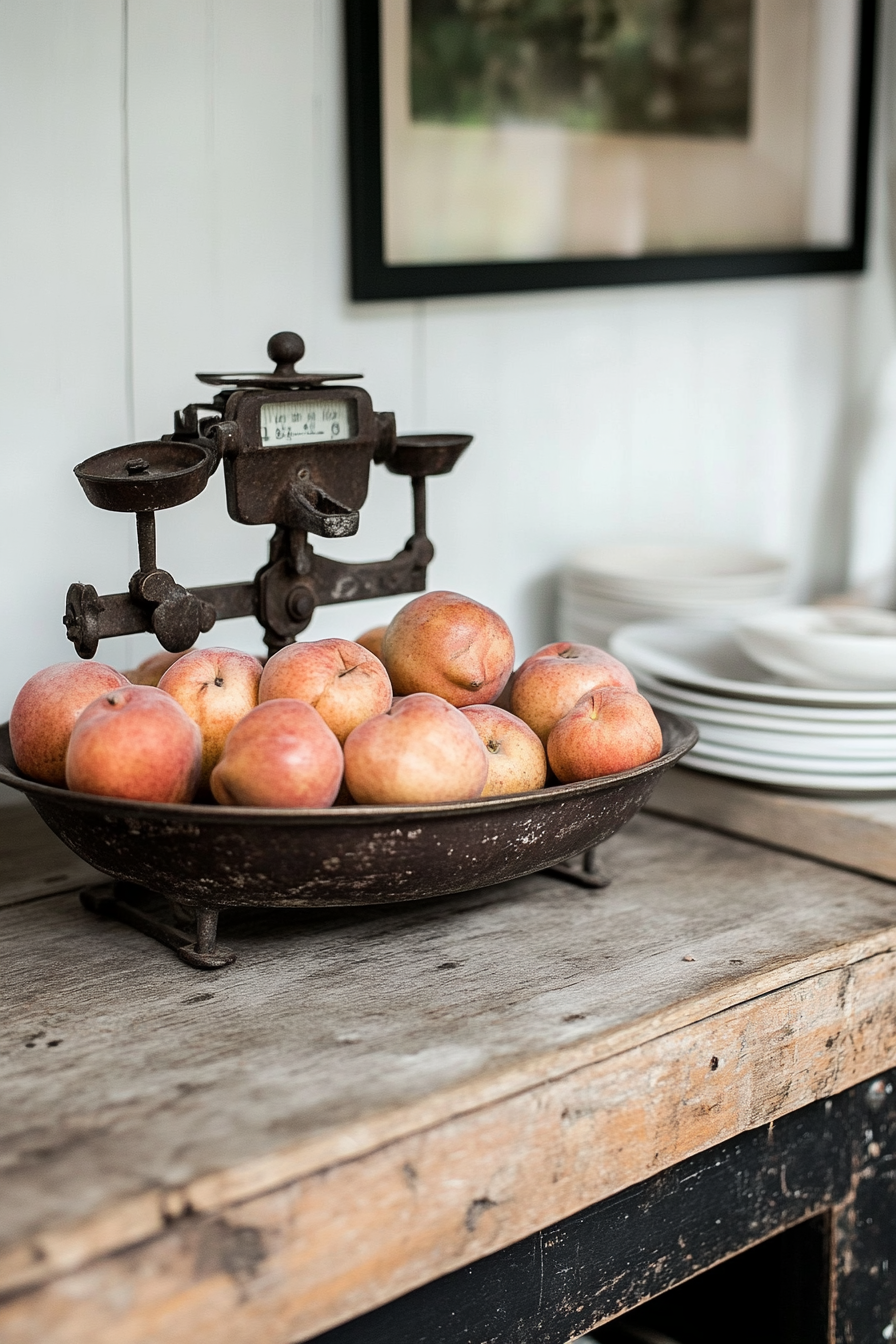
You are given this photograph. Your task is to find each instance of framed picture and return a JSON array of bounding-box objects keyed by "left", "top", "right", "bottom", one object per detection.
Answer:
[{"left": 345, "top": 0, "right": 878, "bottom": 301}]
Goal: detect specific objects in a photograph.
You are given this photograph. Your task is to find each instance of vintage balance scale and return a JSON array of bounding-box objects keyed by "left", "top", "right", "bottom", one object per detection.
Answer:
[{"left": 0, "top": 333, "right": 695, "bottom": 969}]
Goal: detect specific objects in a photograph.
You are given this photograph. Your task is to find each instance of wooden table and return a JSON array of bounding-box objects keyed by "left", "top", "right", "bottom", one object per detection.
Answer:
[{"left": 3, "top": 799, "right": 896, "bottom": 1343}]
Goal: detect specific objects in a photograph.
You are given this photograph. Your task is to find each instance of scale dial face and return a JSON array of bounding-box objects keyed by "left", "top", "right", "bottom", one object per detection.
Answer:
[
  {"left": 221, "top": 386, "right": 376, "bottom": 527},
  {"left": 260, "top": 399, "right": 354, "bottom": 447}
]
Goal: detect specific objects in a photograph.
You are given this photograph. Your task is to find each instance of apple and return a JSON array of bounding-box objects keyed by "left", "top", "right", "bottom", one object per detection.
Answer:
[
  {"left": 343, "top": 692, "right": 488, "bottom": 805},
  {"left": 460, "top": 704, "right": 546, "bottom": 796},
  {"left": 10, "top": 661, "right": 129, "bottom": 786},
  {"left": 381, "top": 591, "right": 514, "bottom": 707},
  {"left": 65, "top": 685, "right": 202, "bottom": 803},
  {"left": 355, "top": 625, "right": 387, "bottom": 660},
  {"left": 125, "top": 649, "right": 193, "bottom": 686},
  {"left": 547, "top": 687, "right": 663, "bottom": 782},
  {"left": 210, "top": 699, "right": 343, "bottom": 808},
  {"left": 259, "top": 638, "right": 392, "bottom": 744},
  {"left": 493, "top": 669, "right": 516, "bottom": 712},
  {"left": 510, "top": 642, "right": 637, "bottom": 744},
  {"left": 158, "top": 647, "right": 262, "bottom": 788}
]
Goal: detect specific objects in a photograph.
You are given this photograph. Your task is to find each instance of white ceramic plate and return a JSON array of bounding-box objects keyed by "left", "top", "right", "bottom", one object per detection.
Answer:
[
  {"left": 560, "top": 589, "right": 781, "bottom": 620},
  {"left": 567, "top": 578, "right": 787, "bottom": 604},
  {"left": 641, "top": 683, "right": 896, "bottom": 739},
  {"left": 680, "top": 755, "right": 896, "bottom": 794},
  {"left": 611, "top": 622, "right": 896, "bottom": 708},
  {"left": 689, "top": 737, "right": 896, "bottom": 774},
  {"left": 641, "top": 684, "right": 896, "bottom": 734},
  {"left": 658, "top": 712, "right": 896, "bottom": 760},
  {"left": 633, "top": 668, "right": 896, "bottom": 725},
  {"left": 736, "top": 606, "right": 896, "bottom": 690},
  {"left": 568, "top": 545, "right": 788, "bottom": 597}
]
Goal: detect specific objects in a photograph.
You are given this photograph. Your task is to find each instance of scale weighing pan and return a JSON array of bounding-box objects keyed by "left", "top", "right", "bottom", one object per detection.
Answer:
[
  {"left": 74, "top": 441, "right": 216, "bottom": 513},
  {"left": 0, "top": 710, "right": 696, "bottom": 965}
]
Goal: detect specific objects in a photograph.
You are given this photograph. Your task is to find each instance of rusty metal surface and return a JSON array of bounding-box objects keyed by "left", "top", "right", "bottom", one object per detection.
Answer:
[
  {"left": 0, "top": 711, "right": 696, "bottom": 911},
  {"left": 388, "top": 434, "right": 471, "bottom": 477},
  {"left": 196, "top": 330, "right": 362, "bottom": 389},
  {"left": 73, "top": 441, "right": 216, "bottom": 513}
]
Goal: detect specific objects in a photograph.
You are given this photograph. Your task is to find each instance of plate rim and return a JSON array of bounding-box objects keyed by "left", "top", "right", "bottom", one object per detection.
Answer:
[
  {"left": 633, "top": 669, "right": 896, "bottom": 723},
  {"left": 689, "top": 738, "right": 896, "bottom": 774},
  {"left": 681, "top": 756, "right": 896, "bottom": 794},
  {"left": 612, "top": 622, "right": 896, "bottom": 708}
]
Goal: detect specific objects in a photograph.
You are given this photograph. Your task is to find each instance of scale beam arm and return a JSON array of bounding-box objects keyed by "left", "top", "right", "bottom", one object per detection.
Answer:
[{"left": 63, "top": 514, "right": 434, "bottom": 657}]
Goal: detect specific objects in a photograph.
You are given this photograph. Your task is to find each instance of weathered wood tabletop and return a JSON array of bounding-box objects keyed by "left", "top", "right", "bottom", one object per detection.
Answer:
[{"left": 3, "top": 798, "right": 896, "bottom": 1344}]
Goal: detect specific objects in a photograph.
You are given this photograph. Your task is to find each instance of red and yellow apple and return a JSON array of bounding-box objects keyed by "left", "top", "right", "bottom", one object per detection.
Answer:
[
  {"left": 355, "top": 625, "right": 387, "bottom": 660},
  {"left": 511, "top": 642, "right": 637, "bottom": 744},
  {"left": 344, "top": 692, "right": 488, "bottom": 805},
  {"left": 460, "top": 704, "right": 546, "bottom": 796},
  {"left": 547, "top": 687, "right": 663, "bottom": 782},
  {"left": 381, "top": 591, "right": 514, "bottom": 707},
  {"left": 125, "top": 649, "right": 192, "bottom": 686},
  {"left": 65, "top": 684, "right": 202, "bottom": 803},
  {"left": 158, "top": 647, "right": 262, "bottom": 788},
  {"left": 259, "top": 638, "right": 392, "bottom": 744},
  {"left": 493, "top": 669, "right": 516, "bottom": 712},
  {"left": 10, "top": 661, "right": 129, "bottom": 786},
  {"left": 210, "top": 700, "right": 343, "bottom": 808}
]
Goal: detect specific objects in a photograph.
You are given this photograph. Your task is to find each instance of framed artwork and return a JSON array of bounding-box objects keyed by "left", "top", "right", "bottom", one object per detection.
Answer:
[{"left": 345, "top": 0, "right": 878, "bottom": 301}]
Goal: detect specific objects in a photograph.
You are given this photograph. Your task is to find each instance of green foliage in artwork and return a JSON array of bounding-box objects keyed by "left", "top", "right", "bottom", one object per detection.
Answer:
[{"left": 410, "top": 0, "right": 752, "bottom": 138}]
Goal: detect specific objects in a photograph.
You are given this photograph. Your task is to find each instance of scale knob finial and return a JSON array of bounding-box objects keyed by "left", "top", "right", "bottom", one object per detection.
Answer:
[{"left": 267, "top": 331, "right": 305, "bottom": 377}]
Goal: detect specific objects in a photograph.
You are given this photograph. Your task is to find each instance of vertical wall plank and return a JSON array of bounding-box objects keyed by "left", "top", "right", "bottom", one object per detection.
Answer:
[
  {"left": 124, "top": 0, "right": 420, "bottom": 655},
  {"left": 0, "top": 0, "right": 132, "bottom": 727}
]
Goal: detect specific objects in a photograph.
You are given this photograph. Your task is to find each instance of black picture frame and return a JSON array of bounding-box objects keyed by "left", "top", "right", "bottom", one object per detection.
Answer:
[{"left": 345, "top": 0, "right": 878, "bottom": 302}]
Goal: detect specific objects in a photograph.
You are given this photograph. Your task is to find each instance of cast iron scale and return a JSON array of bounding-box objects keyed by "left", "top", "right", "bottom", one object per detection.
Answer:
[
  {"left": 64, "top": 331, "right": 471, "bottom": 659},
  {"left": 0, "top": 333, "right": 697, "bottom": 970}
]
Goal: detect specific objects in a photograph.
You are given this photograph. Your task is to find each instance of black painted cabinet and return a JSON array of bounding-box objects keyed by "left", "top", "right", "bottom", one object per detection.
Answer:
[{"left": 311, "top": 1073, "right": 896, "bottom": 1344}]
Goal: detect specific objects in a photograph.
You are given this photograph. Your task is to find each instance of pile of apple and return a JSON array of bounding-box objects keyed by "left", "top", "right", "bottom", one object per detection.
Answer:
[{"left": 9, "top": 591, "right": 662, "bottom": 808}]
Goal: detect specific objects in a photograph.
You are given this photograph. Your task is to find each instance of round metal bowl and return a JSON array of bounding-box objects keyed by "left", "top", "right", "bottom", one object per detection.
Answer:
[
  {"left": 0, "top": 710, "right": 696, "bottom": 910},
  {"left": 73, "top": 441, "right": 214, "bottom": 513},
  {"left": 388, "top": 434, "right": 472, "bottom": 477}
]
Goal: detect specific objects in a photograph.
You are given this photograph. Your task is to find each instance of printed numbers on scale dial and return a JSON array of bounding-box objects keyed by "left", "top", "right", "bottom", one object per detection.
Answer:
[{"left": 260, "top": 400, "right": 351, "bottom": 447}]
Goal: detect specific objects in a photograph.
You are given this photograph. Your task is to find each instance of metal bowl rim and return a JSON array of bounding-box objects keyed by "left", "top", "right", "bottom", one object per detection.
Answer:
[
  {"left": 0, "top": 710, "right": 696, "bottom": 825},
  {"left": 74, "top": 441, "right": 211, "bottom": 484},
  {"left": 195, "top": 373, "right": 362, "bottom": 388}
]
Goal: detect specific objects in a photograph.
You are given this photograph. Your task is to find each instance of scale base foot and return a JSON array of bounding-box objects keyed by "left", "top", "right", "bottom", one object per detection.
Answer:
[
  {"left": 547, "top": 847, "right": 612, "bottom": 889},
  {"left": 80, "top": 882, "right": 236, "bottom": 971},
  {"left": 177, "top": 943, "right": 237, "bottom": 970}
]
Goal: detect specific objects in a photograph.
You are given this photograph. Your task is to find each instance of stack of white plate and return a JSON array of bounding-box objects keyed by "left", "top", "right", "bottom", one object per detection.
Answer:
[
  {"left": 559, "top": 545, "right": 788, "bottom": 647},
  {"left": 610, "top": 621, "right": 896, "bottom": 794}
]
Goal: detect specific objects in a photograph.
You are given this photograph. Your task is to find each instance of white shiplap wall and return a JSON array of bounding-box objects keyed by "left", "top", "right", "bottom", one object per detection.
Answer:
[{"left": 0, "top": 0, "right": 883, "bottom": 724}]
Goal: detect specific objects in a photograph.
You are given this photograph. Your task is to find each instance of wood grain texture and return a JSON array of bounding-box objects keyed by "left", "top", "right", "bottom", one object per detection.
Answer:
[
  {"left": 3, "top": 955, "right": 896, "bottom": 1343},
  {"left": 0, "top": 804, "right": 98, "bottom": 910},
  {"left": 649, "top": 765, "right": 896, "bottom": 882},
  {"left": 5, "top": 807, "right": 896, "bottom": 1340}
]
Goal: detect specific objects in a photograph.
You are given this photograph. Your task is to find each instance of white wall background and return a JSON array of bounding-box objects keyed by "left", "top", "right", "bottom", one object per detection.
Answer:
[{"left": 0, "top": 0, "right": 891, "bottom": 729}]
